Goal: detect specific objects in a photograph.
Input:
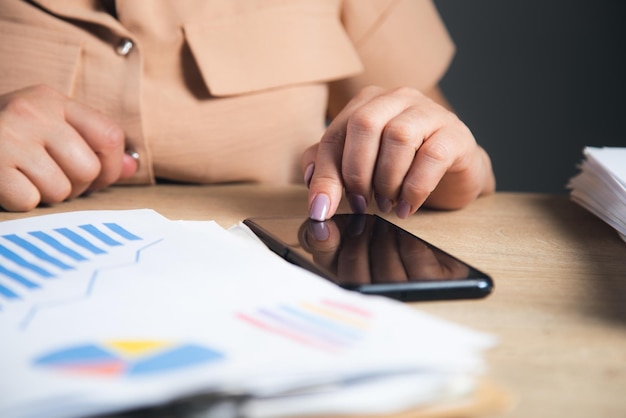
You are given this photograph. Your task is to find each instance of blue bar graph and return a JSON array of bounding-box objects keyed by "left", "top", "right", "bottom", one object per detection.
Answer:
[{"left": 0, "top": 223, "right": 143, "bottom": 303}]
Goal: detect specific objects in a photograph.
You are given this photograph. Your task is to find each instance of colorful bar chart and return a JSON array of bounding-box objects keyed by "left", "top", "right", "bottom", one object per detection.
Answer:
[{"left": 237, "top": 299, "right": 372, "bottom": 352}]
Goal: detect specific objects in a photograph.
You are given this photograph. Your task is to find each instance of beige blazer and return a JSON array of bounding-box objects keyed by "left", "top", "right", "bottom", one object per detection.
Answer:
[{"left": 0, "top": 0, "right": 454, "bottom": 185}]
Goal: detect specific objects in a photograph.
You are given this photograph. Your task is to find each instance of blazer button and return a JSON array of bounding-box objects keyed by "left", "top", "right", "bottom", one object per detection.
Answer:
[{"left": 116, "top": 38, "right": 134, "bottom": 56}]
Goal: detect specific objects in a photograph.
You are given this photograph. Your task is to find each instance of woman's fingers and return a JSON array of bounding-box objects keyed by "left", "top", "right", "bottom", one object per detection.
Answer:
[
  {"left": 0, "top": 85, "right": 133, "bottom": 211},
  {"left": 306, "top": 85, "right": 486, "bottom": 220}
]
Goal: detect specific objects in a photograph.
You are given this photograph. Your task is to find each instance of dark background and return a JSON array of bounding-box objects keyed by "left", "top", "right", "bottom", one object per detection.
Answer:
[{"left": 433, "top": 0, "right": 626, "bottom": 194}]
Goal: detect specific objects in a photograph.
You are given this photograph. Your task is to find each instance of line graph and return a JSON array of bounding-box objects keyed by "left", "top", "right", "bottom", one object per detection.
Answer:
[{"left": 16, "top": 238, "right": 162, "bottom": 331}]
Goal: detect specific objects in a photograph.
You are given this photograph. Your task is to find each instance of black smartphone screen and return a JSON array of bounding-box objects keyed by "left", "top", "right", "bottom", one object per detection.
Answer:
[{"left": 243, "top": 214, "right": 493, "bottom": 302}]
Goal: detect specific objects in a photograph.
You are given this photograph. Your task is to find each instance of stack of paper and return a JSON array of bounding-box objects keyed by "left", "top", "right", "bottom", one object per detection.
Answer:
[
  {"left": 568, "top": 147, "right": 626, "bottom": 242},
  {"left": 0, "top": 209, "right": 496, "bottom": 418}
]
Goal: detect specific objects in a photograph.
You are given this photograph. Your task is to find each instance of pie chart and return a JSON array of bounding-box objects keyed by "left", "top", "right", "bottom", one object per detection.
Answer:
[{"left": 33, "top": 340, "right": 224, "bottom": 377}]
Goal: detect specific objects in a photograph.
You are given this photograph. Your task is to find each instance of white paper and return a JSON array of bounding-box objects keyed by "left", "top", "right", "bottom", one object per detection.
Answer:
[
  {"left": 0, "top": 209, "right": 495, "bottom": 418},
  {"left": 568, "top": 147, "right": 626, "bottom": 240}
]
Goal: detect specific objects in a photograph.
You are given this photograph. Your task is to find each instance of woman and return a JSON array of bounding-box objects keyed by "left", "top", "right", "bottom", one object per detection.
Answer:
[{"left": 0, "top": 0, "right": 495, "bottom": 219}]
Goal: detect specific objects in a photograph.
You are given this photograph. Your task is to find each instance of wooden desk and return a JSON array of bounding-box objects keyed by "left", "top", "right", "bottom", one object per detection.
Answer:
[{"left": 1, "top": 185, "right": 624, "bottom": 418}]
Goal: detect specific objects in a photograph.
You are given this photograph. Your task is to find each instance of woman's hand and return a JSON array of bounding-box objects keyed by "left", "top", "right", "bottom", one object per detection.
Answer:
[
  {"left": 0, "top": 85, "right": 137, "bottom": 211},
  {"left": 302, "top": 86, "right": 495, "bottom": 220}
]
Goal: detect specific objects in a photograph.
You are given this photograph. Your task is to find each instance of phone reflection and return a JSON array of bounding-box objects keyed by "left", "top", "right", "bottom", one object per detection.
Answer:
[{"left": 298, "top": 215, "right": 469, "bottom": 284}]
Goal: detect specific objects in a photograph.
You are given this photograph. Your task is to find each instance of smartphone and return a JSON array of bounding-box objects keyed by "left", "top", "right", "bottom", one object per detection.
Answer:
[{"left": 243, "top": 214, "right": 493, "bottom": 302}]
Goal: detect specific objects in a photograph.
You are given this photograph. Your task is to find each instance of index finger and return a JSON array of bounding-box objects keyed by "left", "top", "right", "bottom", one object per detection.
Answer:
[
  {"left": 308, "top": 87, "right": 384, "bottom": 221},
  {"left": 64, "top": 100, "right": 126, "bottom": 191},
  {"left": 307, "top": 118, "right": 346, "bottom": 221}
]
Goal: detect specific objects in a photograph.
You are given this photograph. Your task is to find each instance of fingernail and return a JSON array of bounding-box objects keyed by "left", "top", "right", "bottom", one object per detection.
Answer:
[
  {"left": 309, "top": 221, "right": 329, "bottom": 241},
  {"left": 309, "top": 194, "right": 330, "bottom": 221},
  {"left": 375, "top": 193, "right": 393, "bottom": 213},
  {"left": 347, "top": 193, "right": 367, "bottom": 214},
  {"left": 304, "top": 163, "right": 314, "bottom": 188},
  {"left": 396, "top": 199, "right": 412, "bottom": 219}
]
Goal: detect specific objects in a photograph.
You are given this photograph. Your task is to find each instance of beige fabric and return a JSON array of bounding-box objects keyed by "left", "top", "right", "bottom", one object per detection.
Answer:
[{"left": 0, "top": 0, "right": 454, "bottom": 185}]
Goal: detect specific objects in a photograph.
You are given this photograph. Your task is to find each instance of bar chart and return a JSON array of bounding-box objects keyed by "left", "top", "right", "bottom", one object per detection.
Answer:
[{"left": 0, "top": 223, "right": 143, "bottom": 303}]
